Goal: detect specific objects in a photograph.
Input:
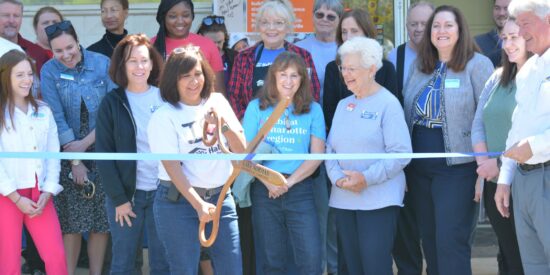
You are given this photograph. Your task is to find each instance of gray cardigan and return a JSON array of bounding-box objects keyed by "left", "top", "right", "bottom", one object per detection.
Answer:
[{"left": 403, "top": 53, "right": 494, "bottom": 165}]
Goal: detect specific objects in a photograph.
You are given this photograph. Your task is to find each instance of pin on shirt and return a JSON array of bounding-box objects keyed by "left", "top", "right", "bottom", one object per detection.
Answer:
[{"left": 346, "top": 103, "right": 356, "bottom": 112}]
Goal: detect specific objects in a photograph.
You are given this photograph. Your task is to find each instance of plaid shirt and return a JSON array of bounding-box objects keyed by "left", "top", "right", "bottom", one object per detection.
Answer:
[{"left": 228, "top": 41, "right": 320, "bottom": 119}]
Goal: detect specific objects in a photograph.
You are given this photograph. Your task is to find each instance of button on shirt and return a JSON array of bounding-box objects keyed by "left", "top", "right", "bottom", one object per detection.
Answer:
[
  {"left": 0, "top": 104, "right": 62, "bottom": 196},
  {"left": 498, "top": 50, "right": 550, "bottom": 185}
]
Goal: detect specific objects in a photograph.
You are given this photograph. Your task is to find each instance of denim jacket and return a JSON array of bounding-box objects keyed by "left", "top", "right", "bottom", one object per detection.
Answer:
[
  {"left": 41, "top": 47, "right": 117, "bottom": 145},
  {"left": 403, "top": 53, "right": 494, "bottom": 165}
]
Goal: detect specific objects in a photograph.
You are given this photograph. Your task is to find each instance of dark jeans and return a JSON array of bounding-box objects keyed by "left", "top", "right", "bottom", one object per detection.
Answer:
[
  {"left": 483, "top": 181, "right": 524, "bottom": 275},
  {"left": 251, "top": 178, "right": 322, "bottom": 275},
  {"left": 154, "top": 184, "right": 242, "bottom": 275},
  {"left": 408, "top": 126, "right": 477, "bottom": 275},
  {"left": 105, "top": 190, "right": 169, "bottom": 275},
  {"left": 335, "top": 206, "right": 399, "bottom": 275}
]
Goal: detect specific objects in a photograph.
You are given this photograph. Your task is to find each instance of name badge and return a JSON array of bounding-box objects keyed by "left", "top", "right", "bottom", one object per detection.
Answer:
[
  {"left": 445, "top": 78, "right": 460, "bottom": 88},
  {"left": 32, "top": 112, "right": 46, "bottom": 119},
  {"left": 361, "top": 111, "right": 378, "bottom": 120},
  {"left": 60, "top": 73, "right": 75, "bottom": 81}
]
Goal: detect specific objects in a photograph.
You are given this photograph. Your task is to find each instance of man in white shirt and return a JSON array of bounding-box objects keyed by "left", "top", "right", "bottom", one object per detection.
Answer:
[{"left": 495, "top": 0, "right": 550, "bottom": 273}]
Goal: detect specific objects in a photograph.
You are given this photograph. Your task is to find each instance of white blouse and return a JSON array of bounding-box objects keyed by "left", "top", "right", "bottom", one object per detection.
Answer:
[{"left": 0, "top": 103, "right": 62, "bottom": 196}]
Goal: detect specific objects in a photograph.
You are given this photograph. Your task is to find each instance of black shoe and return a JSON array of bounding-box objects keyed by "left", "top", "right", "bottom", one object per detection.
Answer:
[{"left": 31, "top": 270, "right": 46, "bottom": 275}]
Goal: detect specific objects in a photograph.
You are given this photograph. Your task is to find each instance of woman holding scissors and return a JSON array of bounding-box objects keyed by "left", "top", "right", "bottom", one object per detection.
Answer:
[{"left": 147, "top": 45, "right": 244, "bottom": 274}]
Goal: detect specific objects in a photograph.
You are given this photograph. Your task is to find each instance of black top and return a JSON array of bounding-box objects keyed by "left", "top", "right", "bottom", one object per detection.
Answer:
[
  {"left": 96, "top": 87, "right": 138, "bottom": 206},
  {"left": 88, "top": 29, "right": 128, "bottom": 58},
  {"left": 323, "top": 59, "right": 398, "bottom": 131}
]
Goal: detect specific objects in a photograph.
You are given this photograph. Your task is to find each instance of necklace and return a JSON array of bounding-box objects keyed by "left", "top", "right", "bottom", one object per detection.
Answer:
[{"left": 103, "top": 35, "right": 115, "bottom": 50}]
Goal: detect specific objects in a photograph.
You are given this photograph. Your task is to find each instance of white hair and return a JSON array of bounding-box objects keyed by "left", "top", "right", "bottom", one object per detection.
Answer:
[
  {"left": 508, "top": 0, "right": 550, "bottom": 20},
  {"left": 338, "top": 37, "right": 383, "bottom": 70},
  {"left": 255, "top": 0, "right": 295, "bottom": 32}
]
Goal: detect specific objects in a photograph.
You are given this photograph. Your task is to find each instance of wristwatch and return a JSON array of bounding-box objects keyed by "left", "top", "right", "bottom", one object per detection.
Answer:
[
  {"left": 221, "top": 123, "right": 230, "bottom": 134},
  {"left": 71, "top": 159, "right": 82, "bottom": 166}
]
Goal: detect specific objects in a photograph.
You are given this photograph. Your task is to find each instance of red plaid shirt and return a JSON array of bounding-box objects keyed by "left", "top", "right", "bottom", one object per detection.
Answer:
[{"left": 227, "top": 41, "right": 320, "bottom": 119}]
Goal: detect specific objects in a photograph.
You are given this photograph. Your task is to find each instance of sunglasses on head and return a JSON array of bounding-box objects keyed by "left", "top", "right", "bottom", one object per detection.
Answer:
[
  {"left": 314, "top": 11, "right": 337, "bottom": 22},
  {"left": 202, "top": 16, "right": 225, "bottom": 26},
  {"left": 45, "top": 20, "right": 72, "bottom": 38}
]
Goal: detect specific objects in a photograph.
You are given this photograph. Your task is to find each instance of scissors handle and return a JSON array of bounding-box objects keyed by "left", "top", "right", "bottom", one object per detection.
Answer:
[
  {"left": 198, "top": 166, "right": 239, "bottom": 247},
  {"left": 202, "top": 111, "right": 230, "bottom": 154}
]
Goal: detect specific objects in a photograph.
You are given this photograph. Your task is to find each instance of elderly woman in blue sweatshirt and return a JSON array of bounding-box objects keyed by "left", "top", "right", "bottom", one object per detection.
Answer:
[{"left": 325, "top": 36, "right": 412, "bottom": 275}]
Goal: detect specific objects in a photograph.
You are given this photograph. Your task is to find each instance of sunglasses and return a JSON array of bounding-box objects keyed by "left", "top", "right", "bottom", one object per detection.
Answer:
[
  {"left": 202, "top": 16, "right": 225, "bottom": 26},
  {"left": 45, "top": 20, "right": 72, "bottom": 38},
  {"left": 314, "top": 11, "right": 338, "bottom": 22},
  {"left": 172, "top": 45, "right": 201, "bottom": 56}
]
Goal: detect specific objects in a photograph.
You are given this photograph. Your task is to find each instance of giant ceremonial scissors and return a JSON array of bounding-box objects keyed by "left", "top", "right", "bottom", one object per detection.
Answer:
[{"left": 198, "top": 97, "right": 291, "bottom": 247}]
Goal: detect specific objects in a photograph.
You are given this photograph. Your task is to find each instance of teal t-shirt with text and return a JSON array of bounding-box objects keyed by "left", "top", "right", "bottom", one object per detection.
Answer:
[{"left": 242, "top": 99, "right": 326, "bottom": 174}]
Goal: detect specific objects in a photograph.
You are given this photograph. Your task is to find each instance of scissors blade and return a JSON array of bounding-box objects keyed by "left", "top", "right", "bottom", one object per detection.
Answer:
[{"left": 245, "top": 97, "right": 291, "bottom": 154}]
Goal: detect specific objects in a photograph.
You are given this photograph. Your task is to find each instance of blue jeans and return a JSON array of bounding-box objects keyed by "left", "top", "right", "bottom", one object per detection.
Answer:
[
  {"left": 154, "top": 184, "right": 242, "bottom": 275},
  {"left": 251, "top": 177, "right": 322, "bottom": 275},
  {"left": 105, "top": 189, "right": 169, "bottom": 275}
]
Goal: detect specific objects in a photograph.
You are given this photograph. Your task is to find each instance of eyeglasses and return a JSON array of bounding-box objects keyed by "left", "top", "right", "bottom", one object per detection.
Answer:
[
  {"left": 202, "top": 16, "right": 225, "bottom": 26},
  {"left": 45, "top": 20, "right": 72, "bottom": 38},
  {"left": 314, "top": 11, "right": 338, "bottom": 22},
  {"left": 338, "top": 65, "right": 360, "bottom": 74},
  {"left": 259, "top": 20, "right": 287, "bottom": 30}
]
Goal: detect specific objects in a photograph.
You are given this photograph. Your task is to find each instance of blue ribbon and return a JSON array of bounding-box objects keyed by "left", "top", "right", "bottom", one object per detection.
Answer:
[{"left": 0, "top": 151, "right": 502, "bottom": 161}]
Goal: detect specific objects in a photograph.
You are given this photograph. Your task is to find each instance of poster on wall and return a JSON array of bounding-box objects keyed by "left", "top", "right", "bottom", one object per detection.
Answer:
[
  {"left": 213, "top": 0, "right": 247, "bottom": 32},
  {"left": 213, "top": 0, "right": 314, "bottom": 33}
]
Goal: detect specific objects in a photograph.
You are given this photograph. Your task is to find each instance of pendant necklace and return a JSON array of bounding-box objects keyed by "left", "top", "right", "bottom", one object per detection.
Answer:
[{"left": 103, "top": 36, "right": 115, "bottom": 50}]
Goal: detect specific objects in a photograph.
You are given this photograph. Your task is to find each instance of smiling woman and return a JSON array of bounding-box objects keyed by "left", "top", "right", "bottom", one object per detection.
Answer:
[
  {"left": 40, "top": 20, "right": 117, "bottom": 275},
  {"left": 402, "top": 5, "right": 494, "bottom": 275},
  {"left": 0, "top": 49, "right": 67, "bottom": 275},
  {"left": 146, "top": 45, "right": 245, "bottom": 274}
]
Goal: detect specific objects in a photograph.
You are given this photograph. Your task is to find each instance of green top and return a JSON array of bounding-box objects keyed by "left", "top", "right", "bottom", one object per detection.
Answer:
[{"left": 482, "top": 82, "right": 517, "bottom": 153}]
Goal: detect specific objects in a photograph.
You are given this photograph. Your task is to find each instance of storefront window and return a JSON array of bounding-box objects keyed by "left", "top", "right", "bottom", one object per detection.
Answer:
[{"left": 344, "top": 0, "right": 395, "bottom": 50}]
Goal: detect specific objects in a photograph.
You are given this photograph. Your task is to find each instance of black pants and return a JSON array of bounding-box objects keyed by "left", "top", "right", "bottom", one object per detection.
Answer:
[
  {"left": 237, "top": 205, "right": 255, "bottom": 275},
  {"left": 392, "top": 189, "right": 423, "bottom": 275},
  {"left": 408, "top": 126, "right": 477, "bottom": 275},
  {"left": 483, "top": 180, "right": 524, "bottom": 275}
]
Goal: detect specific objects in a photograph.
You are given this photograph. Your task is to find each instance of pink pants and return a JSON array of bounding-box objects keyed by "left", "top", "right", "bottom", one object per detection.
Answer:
[{"left": 0, "top": 183, "right": 67, "bottom": 275}]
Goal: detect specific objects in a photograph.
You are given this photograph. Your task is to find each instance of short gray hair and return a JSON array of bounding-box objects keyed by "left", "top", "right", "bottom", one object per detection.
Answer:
[
  {"left": 407, "top": 1, "right": 435, "bottom": 18},
  {"left": 0, "top": 0, "right": 23, "bottom": 9},
  {"left": 255, "top": 0, "right": 295, "bottom": 32},
  {"left": 313, "top": 0, "right": 344, "bottom": 18},
  {"left": 508, "top": 0, "right": 550, "bottom": 20},
  {"left": 338, "top": 37, "right": 383, "bottom": 70}
]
